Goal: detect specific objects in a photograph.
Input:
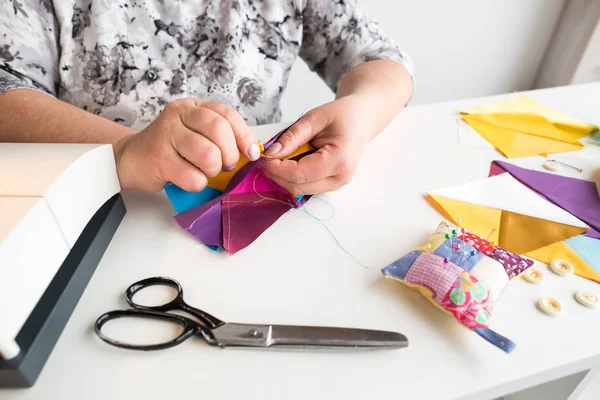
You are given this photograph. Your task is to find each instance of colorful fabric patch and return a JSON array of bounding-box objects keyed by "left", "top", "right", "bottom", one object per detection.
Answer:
[
  {"left": 489, "top": 247, "right": 534, "bottom": 278},
  {"left": 440, "top": 272, "right": 493, "bottom": 330},
  {"left": 458, "top": 231, "right": 496, "bottom": 256},
  {"left": 382, "top": 251, "right": 422, "bottom": 280},
  {"left": 404, "top": 253, "right": 464, "bottom": 303},
  {"left": 433, "top": 238, "right": 483, "bottom": 272}
]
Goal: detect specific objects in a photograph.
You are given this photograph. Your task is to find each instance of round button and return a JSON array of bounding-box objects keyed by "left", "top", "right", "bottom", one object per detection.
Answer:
[
  {"left": 523, "top": 268, "right": 543, "bottom": 284},
  {"left": 549, "top": 259, "right": 574, "bottom": 276},
  {"left": 575, "top": 291, "right": 599, "bottom": 308},
  {"left": 543, "top": 160, "right": 560, "bottom": 172},
  {"left": 537, "top": 297, "right": 563, "bottom": 316}
]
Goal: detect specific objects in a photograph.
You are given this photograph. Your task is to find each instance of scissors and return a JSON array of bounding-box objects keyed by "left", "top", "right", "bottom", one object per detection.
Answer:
[{"left": 94, "top": 276, "right": 408, "bottom": 351}]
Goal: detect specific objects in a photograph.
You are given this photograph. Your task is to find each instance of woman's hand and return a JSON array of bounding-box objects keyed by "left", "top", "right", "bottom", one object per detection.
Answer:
[
  {"left": 259, "top": 94, "right": 375, "bottom": 195},
  {"left": 114, "top": 98, "right": 260, "bottom": 192}
]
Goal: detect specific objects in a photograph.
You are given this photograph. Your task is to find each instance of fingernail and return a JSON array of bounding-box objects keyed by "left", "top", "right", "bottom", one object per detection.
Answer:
[
  {"left": 224, "top": 164, "right": 236, "bottom": 172},
  {"left": 265, "top": 142, "right": 282, "bottom": 156},
  {"left": 248, "top": 143, "right": 260, "bottom": 161}
]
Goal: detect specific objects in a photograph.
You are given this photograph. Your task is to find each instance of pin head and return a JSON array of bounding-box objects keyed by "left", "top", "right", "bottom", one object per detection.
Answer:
[
  {"left": 453, "top": 244, "right": 460, "bottom": 250},
  {"left": 443, "top": 258, "right": 449, "bottom": 264},
  {"left": 470, "top": 251, "right": 475, "bottom": 256},
  {"left": 491, "top": 241, "right": 497, "bottom": 247},
  {"left": 445, "top": 234, "right": 450, "bottom": 239},
  {"left": 452, "top": 230, "right": 457, "bottom": 235}
]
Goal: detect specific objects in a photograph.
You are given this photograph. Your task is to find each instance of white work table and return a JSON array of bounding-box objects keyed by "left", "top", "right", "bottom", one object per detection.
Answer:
[{"left": 3, "top": 82, "right": 600, "bottom": 400}]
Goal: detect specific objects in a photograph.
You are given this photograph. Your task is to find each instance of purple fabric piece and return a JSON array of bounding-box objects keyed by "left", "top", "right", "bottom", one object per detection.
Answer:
[
  {"left": 489, "top": 247, "right": 534, "bottom": 279},
  {"left": 174, "top": 199, "right": 223, "bottom": 247},
  {"left": 492, "top": 161, "right": 600, "bottom": 239}
]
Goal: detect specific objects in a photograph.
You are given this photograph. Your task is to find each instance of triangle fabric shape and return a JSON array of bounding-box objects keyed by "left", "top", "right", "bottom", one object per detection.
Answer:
[
  {"left": 461, "top": 96, "right": 598, "bottom": 133},
  {"left": 493, "top": 161, "right": 600, "bottom": 238},
  {"left": 461, "top": 115, "right": 583, "bottom": 158},
  {"left": 463, "top": 112, "right": 585, "bottom": 143},
  {"left": 564, "top": 236, "right": 600, "bottom": 276},
  {"left": 426, "top": 194, "right": 501, "bottom": 243},
  {"left": 173, "top": 197, "right": 224, "bottom": 247},
  {"left": 526, "top": 241, "right": 600, "bottom": 283},
  {"left": 428, "top": 174, "right": 588, "bottom": 229},
  {"left": 499, "top": 211, "right": 588, "bottom": 254}
]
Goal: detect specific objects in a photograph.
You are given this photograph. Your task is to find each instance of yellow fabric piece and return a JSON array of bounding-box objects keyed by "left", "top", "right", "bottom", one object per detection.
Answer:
[
  {"left": 206, "top": 142, "right": 314, "bottom": 191},
  {"left": 499, "top": 211, "right": 588, "bottom": 255},
  {"left": 526, "top": 241, "right": 600, "bottom": 283},
  {"left": 415, "top": 233, "right": 447, "bottom": 253},
  {"left": 427, "top": 195, "right": 586, "bottom": 256},
  {"left": 426, "top": 194, "right": 500, "bottom": 243},
  {"left": 459, "top": 96, "right": 598, "bottom": 158},
  {"left": 462, "top": 96, "right": 598, "bottom": 131}
]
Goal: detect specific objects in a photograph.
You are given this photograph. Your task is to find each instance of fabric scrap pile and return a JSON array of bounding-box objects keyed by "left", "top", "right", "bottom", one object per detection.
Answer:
[{"left": 164, "top": 124, "right": 313, "bottom": 255}]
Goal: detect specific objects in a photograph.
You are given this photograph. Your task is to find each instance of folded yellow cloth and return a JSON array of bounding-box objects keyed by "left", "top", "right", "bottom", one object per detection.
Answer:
[{"left": 459, "top": 96, "right": 598, "bottom": 158}]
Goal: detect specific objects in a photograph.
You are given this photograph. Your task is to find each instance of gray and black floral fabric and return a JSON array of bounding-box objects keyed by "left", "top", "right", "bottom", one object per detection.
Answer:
[{"left": 0, "top": 0, "right": 414, "bottom": 130}]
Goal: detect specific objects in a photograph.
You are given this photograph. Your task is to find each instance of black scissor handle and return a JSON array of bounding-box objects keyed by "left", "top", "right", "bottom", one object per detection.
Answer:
[
  {"left": 94, "top": 309, "right": 217, "bottom": 350},
  {"left": 125, "top": 276, "right": 224, "bottom": 329}
]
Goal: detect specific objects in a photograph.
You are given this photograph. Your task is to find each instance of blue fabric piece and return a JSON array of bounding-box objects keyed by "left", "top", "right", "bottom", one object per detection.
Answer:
[
  {"left": 433, "top": 238, "right": 483, "bottom": 272},
  {"left": 164, "top": 183, "right": 222, "bottom": 214},
  {"left": 565, "top": 235, "right": 600, "bottom": 274},
  {"left": 382, "top": 251, "right": 422, "bottom": 280},
  {"left": 474, "top": 327, "right": 516, "bottom": 353},
  {"left": 206, "top": 245, "right": 221, "bottom": 252}
]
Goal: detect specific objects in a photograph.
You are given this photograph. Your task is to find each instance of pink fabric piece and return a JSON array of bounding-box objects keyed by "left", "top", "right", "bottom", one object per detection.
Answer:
[
  {"left": 230, "top": 166, "right": 292, "bottom": 197},
  {"left": 404, "top": 253, "right": 464, "bottom": 303},
  {"left": 222, "top": 191, "right": 293, "bottom": 254}
]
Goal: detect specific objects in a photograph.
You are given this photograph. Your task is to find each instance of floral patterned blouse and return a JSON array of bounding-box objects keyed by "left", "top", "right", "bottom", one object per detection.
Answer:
[{"left": 0, "top": 0, "right": 413, "bottom": 130}]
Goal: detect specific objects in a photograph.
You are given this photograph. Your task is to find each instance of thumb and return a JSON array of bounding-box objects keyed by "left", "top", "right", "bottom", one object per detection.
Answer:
[{"left": 265, "top": 108, "right": 330, "bottom": 158}]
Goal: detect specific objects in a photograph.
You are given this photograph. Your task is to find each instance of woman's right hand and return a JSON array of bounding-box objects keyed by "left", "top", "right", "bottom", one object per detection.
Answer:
[{"left": 114, "top": 98, "right": 259, "bottom": 192}]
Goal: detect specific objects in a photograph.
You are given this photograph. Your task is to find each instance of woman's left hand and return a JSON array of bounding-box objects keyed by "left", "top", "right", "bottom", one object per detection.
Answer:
[{"left": 259, "top": 94, "right": 376, "bottom": 195}]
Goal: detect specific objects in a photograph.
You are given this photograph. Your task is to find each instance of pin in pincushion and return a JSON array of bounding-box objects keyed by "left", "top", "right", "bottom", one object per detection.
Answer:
[{"left": 382, "top": 221, "right": 534, "bottom": 353}]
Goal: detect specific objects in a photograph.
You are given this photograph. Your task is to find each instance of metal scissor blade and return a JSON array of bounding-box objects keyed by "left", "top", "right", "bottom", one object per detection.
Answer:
[
  {"left": 269, "top": 325, "right": 408, "bottom": 349},
  {"left": 210, "top": 323, "right": 408, "bottom": 350}
]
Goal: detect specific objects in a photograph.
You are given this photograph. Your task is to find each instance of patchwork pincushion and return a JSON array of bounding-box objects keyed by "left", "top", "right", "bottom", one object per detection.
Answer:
[{"left": 382, "top": 220, "right": 535, "bottom": 353}]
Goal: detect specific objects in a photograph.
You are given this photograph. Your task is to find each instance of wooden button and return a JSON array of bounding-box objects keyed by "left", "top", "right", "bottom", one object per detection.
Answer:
[
  {"left": 537, "top": 297, "right": 563, "bottom": 316},
  {"left": 549, "top": 259, "right": 574, "bottom": 276},
  {"left": 523, "top": 268, "right": 543, "bottom": 284},
  {"left": 575, "top": 291, "right": 599, "bottom": 308}
]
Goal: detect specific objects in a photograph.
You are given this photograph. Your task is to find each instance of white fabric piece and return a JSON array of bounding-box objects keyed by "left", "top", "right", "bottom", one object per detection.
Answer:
[
  {"left": 427, "top": 173, "right": 589, "bottom": 228},
  {"left": 470, "top": 256, "right": 509, "bottom": 301}
]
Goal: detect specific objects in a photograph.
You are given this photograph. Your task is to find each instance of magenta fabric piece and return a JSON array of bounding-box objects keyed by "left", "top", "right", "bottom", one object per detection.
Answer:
[
  {"left": 488, "top": 162, "right": 505, "bottom": 178},
  {"left": 492, "top": 161, "right": 600, "bottom": 239},
  {"left": 231, "top": 166, "right": 292, "bottom": 197},
  {"left": 173, "top": 198, "right": 224, "bottom": 247},
  {"left": 222, "top": 191, "right": 293, "bottom": 254},
  {"left": 489, "top": 247, "right": 534, "bottom": 279}
]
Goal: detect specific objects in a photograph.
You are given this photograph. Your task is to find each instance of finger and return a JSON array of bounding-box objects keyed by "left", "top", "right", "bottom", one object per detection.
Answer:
[
  {"left": 265, "top": 109, "right": 330, "bottom": 158},
  {"left": 173, "top": 128, "right": 223, "bottom": 178},
  {"left": 179, "top": 106, "right": 238, "bottom": 171},
  {"left": 198, "top": 100, "right": 260, "bottom": 161},
  {"left": 266, "top": 174, "right": 340, "bottom": 196},
  {"left": 163, "top": 153, "right": 208, "bottom": 193},
  {"left": 260, "top": 148, "right": 336, "bottom": 184}
]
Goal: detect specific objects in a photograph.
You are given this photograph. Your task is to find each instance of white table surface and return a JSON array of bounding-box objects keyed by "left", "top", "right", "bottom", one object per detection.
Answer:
[{"left": 3, "top": 82, "right": 600, "bottom": 400}]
